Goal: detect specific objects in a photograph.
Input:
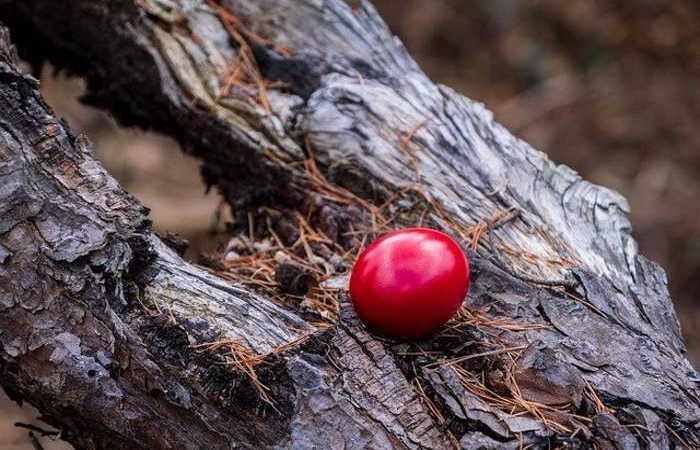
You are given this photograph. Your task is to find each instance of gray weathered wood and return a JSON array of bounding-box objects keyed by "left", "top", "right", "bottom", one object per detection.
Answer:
[
  {"left": 1, "top": 0, "right": 699, "bottom": 448},
  {"left": 0, "top": 25, "right": 452, "bottom": 449}
]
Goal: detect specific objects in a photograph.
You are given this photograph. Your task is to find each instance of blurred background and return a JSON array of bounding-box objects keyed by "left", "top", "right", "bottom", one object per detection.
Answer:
[{"left": 3, "top": 0, "right": 700, "bottom": 447}]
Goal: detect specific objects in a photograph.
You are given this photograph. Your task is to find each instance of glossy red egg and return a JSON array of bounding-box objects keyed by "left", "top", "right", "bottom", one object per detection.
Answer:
[{"left": 349, "top": 228, "right": 470, "bottom": 339}]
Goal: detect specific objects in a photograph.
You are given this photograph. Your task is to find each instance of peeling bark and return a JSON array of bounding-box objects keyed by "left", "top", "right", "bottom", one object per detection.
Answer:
[{"left": 0, "top": 0, "right": 699, "bottom": 449}]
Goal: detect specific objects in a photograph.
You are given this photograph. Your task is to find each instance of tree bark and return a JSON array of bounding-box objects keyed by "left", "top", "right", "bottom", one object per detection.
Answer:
[{"left": 0, "top": 1, "right": 698, "bottom": 449}]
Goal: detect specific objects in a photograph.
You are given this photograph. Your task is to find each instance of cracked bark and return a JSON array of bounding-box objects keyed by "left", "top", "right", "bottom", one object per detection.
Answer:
[{"left": 0, "top": 1, "right": 698, "bottom": 449}]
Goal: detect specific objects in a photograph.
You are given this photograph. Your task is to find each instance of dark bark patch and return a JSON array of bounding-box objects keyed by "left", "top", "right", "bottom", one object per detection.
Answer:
[
  {"left": 513, "top": 342, "right": 584, "bottom": 409},
  {"left": 252, "top": 43, "right": 323, "bottom": 101},
  {"left": 140, "top": 316, "right": 190, "bottom": 368},
  {"left": 275, "top": 263, "right": 314, "bottom": 295}
]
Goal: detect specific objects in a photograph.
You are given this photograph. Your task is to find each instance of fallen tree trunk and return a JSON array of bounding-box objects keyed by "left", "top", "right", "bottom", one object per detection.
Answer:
[{"left": 0, "top": 1, "right": 698, "bottom": 449}]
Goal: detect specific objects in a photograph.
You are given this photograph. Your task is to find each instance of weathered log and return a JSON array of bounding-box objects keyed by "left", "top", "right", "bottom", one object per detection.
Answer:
[
  {"left": 0, "top": 0, "right": 698, "bottom": 449},
  {"left": 0, "top": 25, "right": 454, "bottom": 450}
]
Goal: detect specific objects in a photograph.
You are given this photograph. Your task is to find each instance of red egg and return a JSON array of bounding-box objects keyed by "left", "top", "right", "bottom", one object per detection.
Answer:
[{"left": 349, "top": 228, "right": 470, "bottom": 339}]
